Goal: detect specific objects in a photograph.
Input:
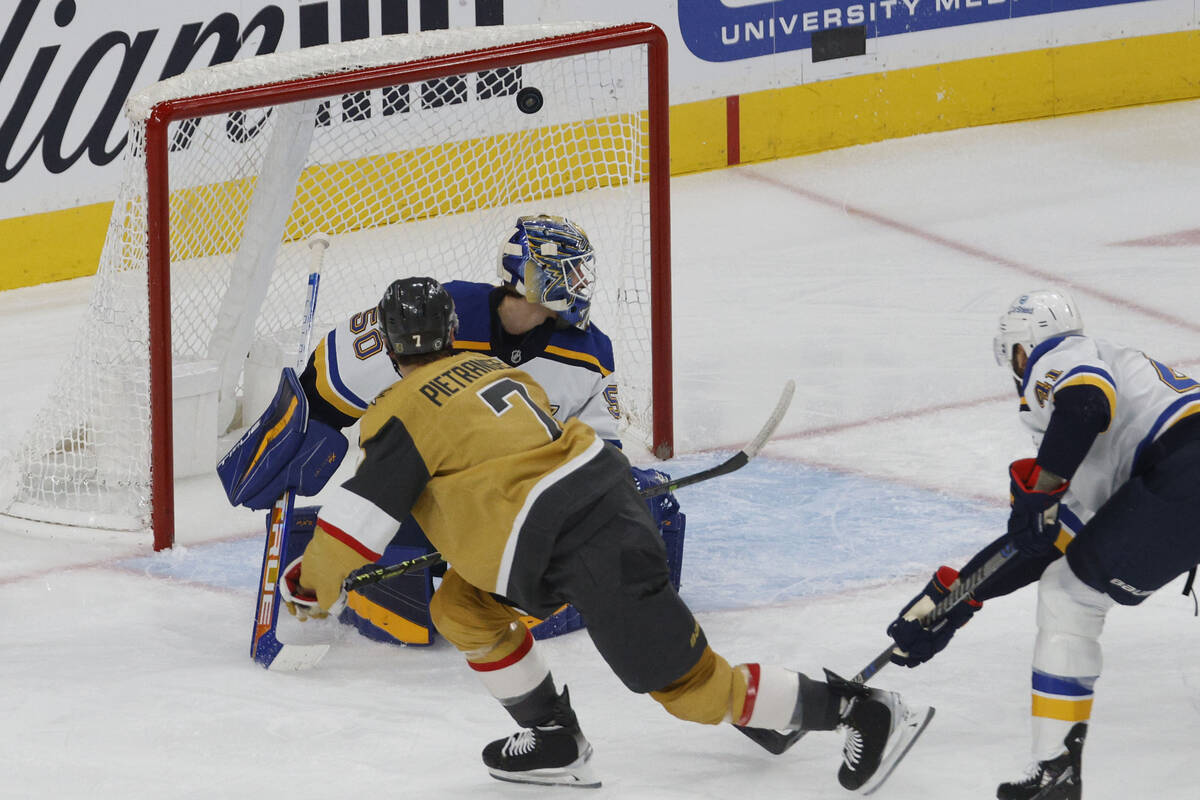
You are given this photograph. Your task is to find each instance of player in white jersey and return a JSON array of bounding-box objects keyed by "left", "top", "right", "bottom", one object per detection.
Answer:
[
  {"left": 290, "top": 215, "right": 682, "bottom": 644},
  {"left": 882, "top": 289, "right": 1200, "bottom": 800},
  {"left": 299, "top": 234, "right": 623, "bottom": 445}
]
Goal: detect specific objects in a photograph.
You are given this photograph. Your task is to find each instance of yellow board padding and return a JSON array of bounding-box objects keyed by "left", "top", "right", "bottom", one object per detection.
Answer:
[
  {"left": 1032, "top": 693, "right": 1094, "bottom": 722},
  {"left": 738, "top": 30, "right": 1200, "bottom": 164},
  {"left": 669, "top": 97, "right": 728, "bottom": 174},
  {"left": 740, "top": 50, "right": 1054, "bottom": 162},
  {"left": 1053, "top": 31, "right": 1200, "bottom": 115},
  {"left": 0, "top": 201, "right": 111, "bottom": 289},
  {"left": 5, "top": 29, "right": 1200, "bottom": 291}
]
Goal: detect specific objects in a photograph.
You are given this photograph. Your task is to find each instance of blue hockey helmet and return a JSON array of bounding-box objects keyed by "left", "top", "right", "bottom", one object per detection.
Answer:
[{"left": 497, "top": 214, "right": 596, "bottom": 329}]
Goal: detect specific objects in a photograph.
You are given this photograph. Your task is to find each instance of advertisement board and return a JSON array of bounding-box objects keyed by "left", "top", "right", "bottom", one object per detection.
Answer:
[{"left": 0, "top": 0, "right": 1195, "bottom": 284}]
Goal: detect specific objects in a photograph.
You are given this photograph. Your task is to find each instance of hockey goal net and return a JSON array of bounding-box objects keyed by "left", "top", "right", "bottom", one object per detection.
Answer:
[{"left": 3, "top": 22, "right": 672, "bottom": 549}]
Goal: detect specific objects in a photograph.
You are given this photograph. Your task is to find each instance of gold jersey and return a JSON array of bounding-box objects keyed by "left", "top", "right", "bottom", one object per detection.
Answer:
[{"left": 316, "top": 352, "right": 618, "bottom": 600}]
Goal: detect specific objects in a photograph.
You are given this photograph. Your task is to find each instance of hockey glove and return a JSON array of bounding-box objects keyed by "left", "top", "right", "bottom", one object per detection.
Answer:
[
  {"left": 280, "top": 556, "right": 347, "bottom": 621},
  {"left": 1007, "top": 458, "right": 1069, "bottom": 557},
  {"left": 887, "top": 566, "right": 982, "bottom": 668}
]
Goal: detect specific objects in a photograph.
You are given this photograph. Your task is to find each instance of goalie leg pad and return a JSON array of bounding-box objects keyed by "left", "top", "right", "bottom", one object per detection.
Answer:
[
  {"left": 287, "top": 506, "right": 433, "bottom": 645},
  {"left": 661, "top": 510, "right": 685, "bottom": 591},
  {"left": 631, "top": 466, "right": 687, "bottom": 590},
  {"left": 283, "top": 505, "right": 320, "bottom": 561},
  {"left": 334, "top": 516, "right": 438, "bottom": 646},
  {"left": 521, "top": 604, "right": 586, "bottom": 640},
  {"left": 340, "top": 543, "right": 437, "bottom": 646}
]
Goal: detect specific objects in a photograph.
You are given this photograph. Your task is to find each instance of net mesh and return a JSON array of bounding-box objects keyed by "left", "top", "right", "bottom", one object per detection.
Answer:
[{"left": 5, "top": 23, "right": 660, "bottom": 532}]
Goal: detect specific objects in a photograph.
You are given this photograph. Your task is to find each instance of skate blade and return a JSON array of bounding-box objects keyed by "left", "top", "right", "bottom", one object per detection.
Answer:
[
  {"left": 486, "top": 746, "right": 601, "bottom": 789},
  {"left": 860, "top": 704, "right": 935, "bottom": 796}
]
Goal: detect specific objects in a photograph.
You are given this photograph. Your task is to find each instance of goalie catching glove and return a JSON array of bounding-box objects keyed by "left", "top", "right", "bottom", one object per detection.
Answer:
[{"left": 886, "top": 566, "right": 982, "bottom": 667}]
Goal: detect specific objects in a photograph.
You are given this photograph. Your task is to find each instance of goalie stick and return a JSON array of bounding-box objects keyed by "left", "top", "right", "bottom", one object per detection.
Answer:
[
  {"left": 340, "top": 380, "right": 799, "bottom": 592},
  {"left": 250, "top": 234, "right": 330, "bottom": 671},
  {"left": 736, "top": 541, "right": 1018, "bottom": 757},
  {"left": 639, "top": 379, "right": 796, "bottom": 499}
]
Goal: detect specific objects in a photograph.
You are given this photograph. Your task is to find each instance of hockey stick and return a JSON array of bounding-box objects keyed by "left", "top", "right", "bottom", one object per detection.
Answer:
[
  {"left": 255, "top": 376, "right": 797, "bottom": 666},
  {"left": 342, "top": 381, "right": 798, "bottom": 592},
  {"left": 736, "top": 541, "right": 1018, "bottom": 756},
  {"left": 250, "top": 234, "right": 330, "bottom": 671},
  {"left": 343, "top": 550, "right": 447, "bottom": 593},
  {"left": 639, "top": 379, "right": 796, "bottom": 499},
  {"left": 852, "top": 541, "right": 1018, "bottom": 684}
]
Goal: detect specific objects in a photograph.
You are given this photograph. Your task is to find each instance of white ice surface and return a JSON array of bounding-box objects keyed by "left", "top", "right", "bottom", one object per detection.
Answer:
[{"left": 3, "top": 100, "right": 1200, "bottom": 799}]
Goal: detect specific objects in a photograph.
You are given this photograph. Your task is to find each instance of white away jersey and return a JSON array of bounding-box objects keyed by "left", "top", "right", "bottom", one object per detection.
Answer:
[
  {"left": 306, "top": 281, "right": 623, "bottom": 443},
  {"left": 1019, "top": 334, "right": 1200, "bottom": 530}
]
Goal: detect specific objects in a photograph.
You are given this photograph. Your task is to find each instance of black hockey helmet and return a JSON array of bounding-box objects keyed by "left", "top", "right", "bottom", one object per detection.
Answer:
[{"left": 377, "top": 277, "right": 458, "bottom": 356}]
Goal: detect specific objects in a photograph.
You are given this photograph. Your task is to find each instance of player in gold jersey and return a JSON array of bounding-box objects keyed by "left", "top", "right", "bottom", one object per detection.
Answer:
[{"left": 280, "top": 277, "right": 931, "bottom": 792}]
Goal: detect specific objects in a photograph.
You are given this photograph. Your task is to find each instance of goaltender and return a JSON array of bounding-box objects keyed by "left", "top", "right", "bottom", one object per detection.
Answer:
[{"left": 279, "top": 277, "right": 931, "bottom": 792}]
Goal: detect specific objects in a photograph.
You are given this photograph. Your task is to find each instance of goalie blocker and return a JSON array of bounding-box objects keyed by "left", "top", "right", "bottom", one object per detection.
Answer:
[
  {"left": 280, "top": 465, "right": 686, "bottom": 647},
  {"left": 216, "top": 368, "right": 348, "bottom": 510}
]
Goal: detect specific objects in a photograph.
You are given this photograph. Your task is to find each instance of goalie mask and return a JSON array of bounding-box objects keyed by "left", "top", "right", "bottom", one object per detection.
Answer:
[
  {"left": 497, "top": 214, "right": 596, "bottom": 330},
  {"left": 377, "top": 277, "right": 458, "bottom": 357},
  {"left": 993, "top": 289, "right": 1083, "bottom": 380}
]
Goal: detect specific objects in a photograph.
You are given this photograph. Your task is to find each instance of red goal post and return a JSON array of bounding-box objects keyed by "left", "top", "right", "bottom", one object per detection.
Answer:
[{"left": 5, "top": 22, "right": 673, "bottom": 550}]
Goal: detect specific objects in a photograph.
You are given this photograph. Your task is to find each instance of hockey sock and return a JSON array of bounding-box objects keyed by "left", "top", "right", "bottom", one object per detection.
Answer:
[
  {"left": 501, "top": 673, "right": 561, "bottom": 727},
  {"left": 733, "top": 664, "right": 801, "bottom": 730},
  {"left": 468, "top": 628, "right": 557, "bottom": 726}
]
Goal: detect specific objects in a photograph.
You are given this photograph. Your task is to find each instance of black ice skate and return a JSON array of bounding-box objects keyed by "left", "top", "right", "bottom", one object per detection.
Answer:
[
  {"left": 481, "top": 686, "right": 600, "bottom": 788},
  {"left": 996, "top": 723, "right": 1086, "bottom": 800},
  {"left": 830, "top": 671, "right": 935, "bottom": 795}
]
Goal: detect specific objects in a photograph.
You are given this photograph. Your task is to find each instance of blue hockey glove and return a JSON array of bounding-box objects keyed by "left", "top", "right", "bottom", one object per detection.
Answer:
[
  {"left": 217, "top": 369, "right": 348, "bottom": 509},
  {"left": 887, "top": 566, "right": 982, "bottom": 667},
  {"left": 1007, "top": 458, "right": 1069, "bottom": 557}
]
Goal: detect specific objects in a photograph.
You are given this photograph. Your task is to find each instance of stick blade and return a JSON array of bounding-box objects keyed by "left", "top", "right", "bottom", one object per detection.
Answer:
[
  {"left": 743, "top": 379, "right": 795, "bottom": 459},
  {"left": 266, "top": 642, "right": 332, "bottom": 672}
]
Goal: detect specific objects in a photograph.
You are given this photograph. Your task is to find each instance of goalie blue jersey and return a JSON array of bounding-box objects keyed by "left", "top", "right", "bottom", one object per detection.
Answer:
[{"left": 302, "top": 280, "right": 623, "bottom": 444}]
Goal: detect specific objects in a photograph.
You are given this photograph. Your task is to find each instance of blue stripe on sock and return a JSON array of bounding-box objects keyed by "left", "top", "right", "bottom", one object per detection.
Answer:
[{"left": 1032, "top": 669, "right": 1097, "bottom": 696}]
